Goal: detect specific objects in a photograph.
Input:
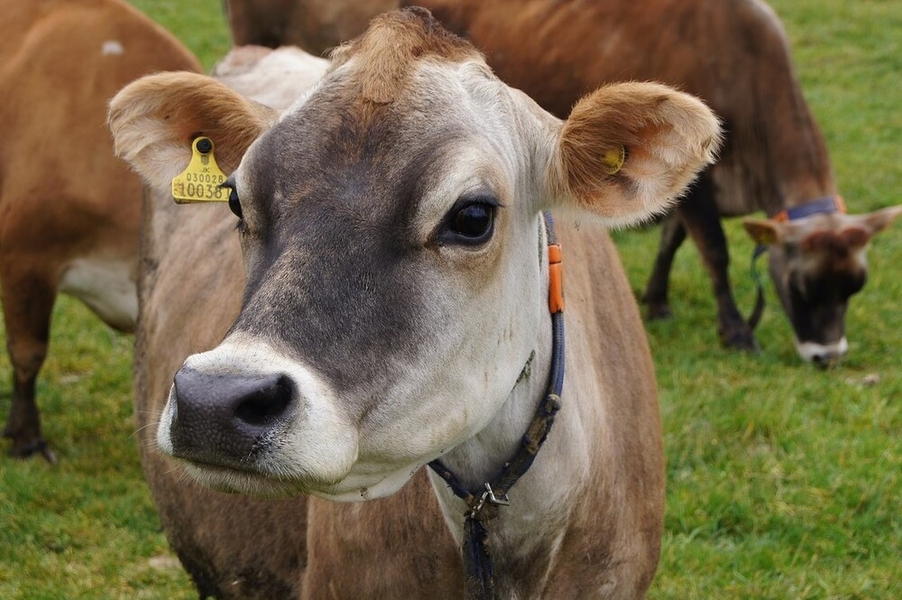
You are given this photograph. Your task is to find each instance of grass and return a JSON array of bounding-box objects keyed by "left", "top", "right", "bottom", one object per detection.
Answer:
[{"left": 1, "top": 0, "right": 900, "bottom": 598}]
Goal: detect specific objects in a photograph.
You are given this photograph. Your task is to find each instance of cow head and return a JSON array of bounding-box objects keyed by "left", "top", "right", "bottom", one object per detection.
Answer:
[
  {"left": 743, "top": 206, "right": 902, "bottom": 364},
  {"left": 110, "top": 8, "right": 720, "bottom": 500}
]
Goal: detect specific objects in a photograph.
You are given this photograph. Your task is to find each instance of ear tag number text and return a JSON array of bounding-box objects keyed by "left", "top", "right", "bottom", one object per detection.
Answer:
[{"left": 171, "top": 137, "right": 228, "bottom": 204}]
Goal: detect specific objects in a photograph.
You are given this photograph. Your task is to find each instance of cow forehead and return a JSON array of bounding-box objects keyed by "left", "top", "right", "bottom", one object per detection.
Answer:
[
  {"left": 238, "top": 58, "right": 525, "bottom": 231},
  {"left": 235, "top": 8, "right": 534, "bottom": 223}
]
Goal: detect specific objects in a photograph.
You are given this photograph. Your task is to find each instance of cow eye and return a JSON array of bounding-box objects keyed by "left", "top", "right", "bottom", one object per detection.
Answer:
[
  {"left": 442, "top": 197, "right": 498, "bottom": 245},
  {"left": 228, "top": 188, "right": 243, "bottom": 219},
  {"left": 222, "top": 180, "right": 242, "bottom": 219}
]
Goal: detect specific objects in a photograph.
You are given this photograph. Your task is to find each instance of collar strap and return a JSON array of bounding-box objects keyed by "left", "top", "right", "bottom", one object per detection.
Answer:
[
  {"left": 428, "top": 211, "right": 565, "bottom": 600},
  {"left": 772, "top": 195, "right": 846, "bottom": 222}
]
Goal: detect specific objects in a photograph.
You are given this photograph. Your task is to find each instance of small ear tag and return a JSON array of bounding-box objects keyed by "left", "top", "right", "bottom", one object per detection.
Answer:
[
  {"left": 600, "top": 145, "right": 626, "bottom": 175},
  {"left": 171, "top": 137, "right": 228, "bottom": 204}
]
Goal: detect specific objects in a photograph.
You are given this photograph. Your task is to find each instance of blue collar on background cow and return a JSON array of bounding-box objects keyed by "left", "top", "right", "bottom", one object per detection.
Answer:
[
  {"left": 748, "top": 195, "right": 846, "bottom": 329},
  {"left": 428, "top": 211, "right": 565, "bottom": 600},
  {"left": 770, "top": 195, "right": 846, "bottom": 223}
]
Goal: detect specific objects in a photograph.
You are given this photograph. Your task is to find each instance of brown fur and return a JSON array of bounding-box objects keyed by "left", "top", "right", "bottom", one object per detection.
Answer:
[
  {"left": 329, "top": 6, "right": 479, "bottom": 104},
  {"left": 0, "top": 0, "right": 199, "bottom": 459},
  {"left": 226, "top": 0, "right": 399, "bottom": 53}
]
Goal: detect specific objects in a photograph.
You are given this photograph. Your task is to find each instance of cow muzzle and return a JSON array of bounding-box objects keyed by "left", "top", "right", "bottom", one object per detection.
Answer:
[
  {"left": 155, "top": 338, "right": 363, "bottom": 497},
  {"left": 166, "top": 366, "right": 296, "bottom": 467},
  {"left": 796, "top": 337, "right": 848, "bottom": 366}
]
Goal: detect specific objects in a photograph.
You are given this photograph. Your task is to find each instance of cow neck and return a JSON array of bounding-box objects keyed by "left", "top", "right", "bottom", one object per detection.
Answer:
[
  {"left": 428, "top": 211, "right": 565, "bottom": 600},
  {"left": 748, "top": 195, "right": 847, "bottom": 330}
]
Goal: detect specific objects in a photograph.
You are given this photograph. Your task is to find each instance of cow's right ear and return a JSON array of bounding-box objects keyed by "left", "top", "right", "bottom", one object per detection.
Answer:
[{"left": 108, "top": 71, "right": 279, "bottom": 189}]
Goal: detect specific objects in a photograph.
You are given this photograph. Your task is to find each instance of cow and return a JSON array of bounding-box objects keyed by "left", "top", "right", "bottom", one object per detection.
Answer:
[
  {"left": 0, "top": 0, "right": 200, "bottom": 460},
  {"left": 222, "top": 0, "right": 902, "bottom": 363},
  {"left": 110, "top": 8, "right": 721, "bottom": 598}
]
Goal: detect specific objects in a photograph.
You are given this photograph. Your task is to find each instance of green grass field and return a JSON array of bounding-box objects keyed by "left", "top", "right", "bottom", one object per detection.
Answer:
[{"left": 1, "top": 1, "right": 900, "bottom": 598}]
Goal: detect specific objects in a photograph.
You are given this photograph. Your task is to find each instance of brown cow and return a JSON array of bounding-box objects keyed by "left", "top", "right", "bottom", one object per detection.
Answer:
[
  {"left": 110, "top": 9, "right": 721, "bottom": 599},
  {"left": 223, "top": 0, "right": 902, "bottom": 363},
  {"left": 0, "top": 0, "right": 200, "bottom": 460}
]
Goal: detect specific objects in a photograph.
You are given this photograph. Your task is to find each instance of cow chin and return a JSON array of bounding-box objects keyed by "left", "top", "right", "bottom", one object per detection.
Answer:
[{"left": 174, "top": 454, "right": 421, "bottom": 502}]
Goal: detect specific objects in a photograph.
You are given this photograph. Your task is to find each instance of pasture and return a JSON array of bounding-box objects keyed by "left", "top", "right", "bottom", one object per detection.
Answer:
[{"left": 1, "top": 0, "right": 899, "bottom": 598}]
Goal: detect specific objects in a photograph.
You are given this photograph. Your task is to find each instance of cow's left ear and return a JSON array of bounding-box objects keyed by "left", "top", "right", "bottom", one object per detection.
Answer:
[
  {"left": 547, "top": 82, "right": 721, "bottom": 227},
  {"left": 109, "top": 71, "right": 280, "bottom": 191}
]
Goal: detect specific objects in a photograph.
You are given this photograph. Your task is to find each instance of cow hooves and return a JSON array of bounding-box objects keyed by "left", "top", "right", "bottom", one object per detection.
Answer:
[
  {"left": 644, "top": 301, "right": 673, "bottom": 321},
  {"left": 8, "top": 438, "right": 58, "bottom": 463},
  {"left": 720, "top": 330, "right": 760, "bottom": 353}
]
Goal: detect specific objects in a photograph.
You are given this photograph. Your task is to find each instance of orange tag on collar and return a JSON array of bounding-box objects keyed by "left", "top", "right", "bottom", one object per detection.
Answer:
[
  {"left": 171, "top": 137, "right": 229, "bottom": 204},
  {"left": 548, "top": 244, "right": 564, "bottom": 314}
]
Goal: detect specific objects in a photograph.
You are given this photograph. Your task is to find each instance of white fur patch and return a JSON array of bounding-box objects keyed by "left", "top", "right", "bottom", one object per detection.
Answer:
[
  {"left": 796, "top": 337, "right": 848, "bottom": 363},
  {"left": 102, "top": 40, "right": 124, "bottom": 56},
  {"left": 212, "top": 46, "right": 329, "bottom": 111},
  {"left": 58, "top": 257, "right": 137, "bottom": 331}
]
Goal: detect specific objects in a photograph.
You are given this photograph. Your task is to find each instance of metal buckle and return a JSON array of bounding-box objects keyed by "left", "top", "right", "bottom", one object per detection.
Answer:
[{"left": 468, "top": 483, "right": 510, "bottom": 519}]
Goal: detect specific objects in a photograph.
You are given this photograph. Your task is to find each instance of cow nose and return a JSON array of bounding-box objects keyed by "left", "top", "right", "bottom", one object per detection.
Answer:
[
  {"left": 812, "top": 351, "right": 842, "bottom": 369},
  {"left": 809, "top": 345, "right": 847, "bottom": 368},
  {"left": 168, "top": 366, "right": 296, "bottom": 465}
]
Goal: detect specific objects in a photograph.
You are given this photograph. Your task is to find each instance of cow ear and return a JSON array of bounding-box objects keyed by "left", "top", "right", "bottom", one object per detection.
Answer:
[
  {"left": 109, "top": 71, "right": 279, "bottom": 190},
  {"left": 548, "top": 82, "right": 721, "bottom": 227},
  {"left": 742, "top": 219, "right": 783, "bottom": 246},
  {"left": 859, "top": 204, "right": 902, "bottom": 235}
]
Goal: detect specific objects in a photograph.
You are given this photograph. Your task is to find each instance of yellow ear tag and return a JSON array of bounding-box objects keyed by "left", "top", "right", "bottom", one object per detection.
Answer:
[
  {"left": 171, "top": 136, "right": 228, "bottom": 204},
  {"left": 601, "top": 145, "right": 626, "bottom": 175}
]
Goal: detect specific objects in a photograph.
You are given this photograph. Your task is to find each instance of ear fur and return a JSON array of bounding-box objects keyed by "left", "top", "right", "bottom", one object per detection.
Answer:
[
  {"left": 108, "top": 71, "right": 280, "bottom": 190},
  {"left": 860, "top": 204, "right": 902, "bottom": 234},
  {"left": 551, "top": 82, "right": 722, "bottom": 227},
  {"left": 742, "top": 219, "right": 781, "bottom": 246}
]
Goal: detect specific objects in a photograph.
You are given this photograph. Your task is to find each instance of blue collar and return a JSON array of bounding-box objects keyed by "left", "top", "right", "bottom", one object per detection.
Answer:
[{"left": 772, "top": 195, "right": 846, "bottom": 222}]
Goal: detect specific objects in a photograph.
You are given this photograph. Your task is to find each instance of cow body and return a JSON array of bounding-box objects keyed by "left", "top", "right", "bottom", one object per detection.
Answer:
[
  {"left": 224, "top": 0, "right": 901, "bottom": 362},
  {"left": 0, "top": 0, "right": 199, "bottom": 459},
  {"left": 111, "top": 10, "right": 720, "bottom": 599}
]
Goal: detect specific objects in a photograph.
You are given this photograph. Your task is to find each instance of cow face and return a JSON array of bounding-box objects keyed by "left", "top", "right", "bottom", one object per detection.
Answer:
[
  {"left": 744, "top": 206, "right": 902, "bottom": 364},
  {"left": 110, "top": 9, "right": 719, "bottom": 501}
]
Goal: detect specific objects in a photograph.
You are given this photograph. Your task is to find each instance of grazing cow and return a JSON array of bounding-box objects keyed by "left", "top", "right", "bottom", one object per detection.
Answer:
[
  {"left": 0, "top": 0, "right": 200, "bottom": 460},
  {"left": 111, "top": 9, "right": 720, "bottom": 598},
  {"left": 223, "top": 0, "right": 902, "bottom": 362}
]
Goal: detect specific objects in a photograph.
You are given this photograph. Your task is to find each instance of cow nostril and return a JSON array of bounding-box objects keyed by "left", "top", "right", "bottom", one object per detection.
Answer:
[{"left": 234, "top": 376, "right": 294, "bottom": 426}]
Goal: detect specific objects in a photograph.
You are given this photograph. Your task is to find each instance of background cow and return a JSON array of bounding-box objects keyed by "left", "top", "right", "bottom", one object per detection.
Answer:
[
  {"left": 223, "top": 0, "right": 902, "bottom": 363},
  {"left": 110, "top": 9, "right": 720, "bottom": 598},
  {"left": 0, "top": 0, "right": 200, "bottom": 460}
]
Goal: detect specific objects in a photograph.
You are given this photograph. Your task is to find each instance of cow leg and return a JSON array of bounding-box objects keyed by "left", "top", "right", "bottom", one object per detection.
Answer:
[
  {"left": 677, "top": 173, "right": 758, "bottom": 351},
  {"left": 1, "top": 266, "right": 58, "bottom": 462},
  {"left": 642, "top": 213, "right": 687, "bottom": 320}
]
